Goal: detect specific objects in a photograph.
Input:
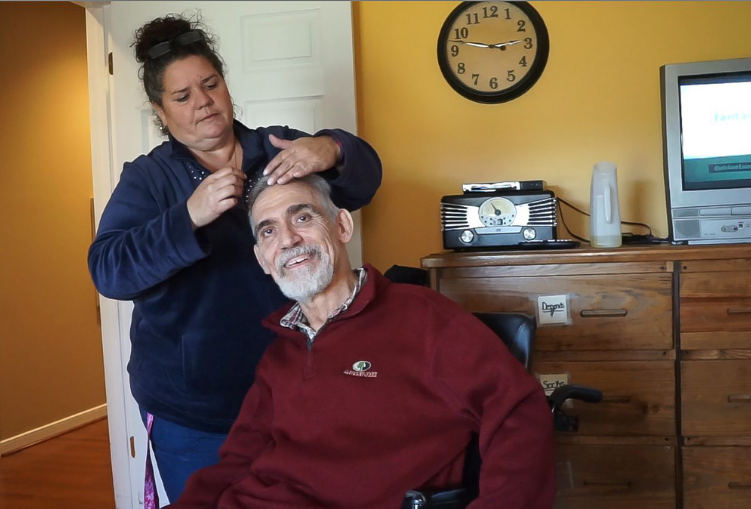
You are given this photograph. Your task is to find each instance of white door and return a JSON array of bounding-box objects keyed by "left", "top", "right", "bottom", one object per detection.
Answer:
[{"left": 87, "top": 2, "right": 359, "bottom": 507}]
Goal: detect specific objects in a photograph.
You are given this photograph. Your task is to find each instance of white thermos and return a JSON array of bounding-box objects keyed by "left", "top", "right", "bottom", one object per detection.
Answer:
[{"left": 590, "top": 161, "right": 622, "bottom": 248}]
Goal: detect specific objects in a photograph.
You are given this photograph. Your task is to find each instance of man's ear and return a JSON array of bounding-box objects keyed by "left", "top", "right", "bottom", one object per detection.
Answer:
[
  {"left": 336, "top": 209, "right": 354, "bottom": 244},
  {"left": 254, "top": 244, "right": 271, "bottom": 275}
]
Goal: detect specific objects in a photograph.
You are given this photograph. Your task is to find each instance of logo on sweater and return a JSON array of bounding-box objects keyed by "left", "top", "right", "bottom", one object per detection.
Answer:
[
  {"left": 344, "top": 360, "right": 378, "bottom": 378},
  {"left": 353, "top": 361, "right": 371, "bottom": 371}
]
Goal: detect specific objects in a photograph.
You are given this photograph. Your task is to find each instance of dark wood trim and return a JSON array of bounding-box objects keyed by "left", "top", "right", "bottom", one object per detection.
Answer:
[
  {"left": 555, "top": 435, "right": 678, "bottom": 446},
  {"left": 684, "top": 436, "right": 751, "bottom": 446},
  {"left": 437, "top": 261, "right": 671, "bottom": 278},
  {"left": 535, "top": 350, "right": 675, "bottom": 362},
  {"left": 421, "top": 243, "right": 751, "bottom": 268},
  {"left": 674, "top": 264, "right": 684, "bottom": 509}
]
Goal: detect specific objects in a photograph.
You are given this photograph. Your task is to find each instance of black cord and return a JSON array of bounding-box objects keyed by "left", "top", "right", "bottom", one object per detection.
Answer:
[
  {"left": 556, "top": 198, "right": 589, "bottom": 242},
  {"left": 557, "top": 197, "right": 670, "bottom": 244}
]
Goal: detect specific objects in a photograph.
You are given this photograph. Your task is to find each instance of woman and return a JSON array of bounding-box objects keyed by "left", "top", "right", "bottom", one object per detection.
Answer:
[{"left": 88, "top": 14, "right": 382, "bottom": 502}]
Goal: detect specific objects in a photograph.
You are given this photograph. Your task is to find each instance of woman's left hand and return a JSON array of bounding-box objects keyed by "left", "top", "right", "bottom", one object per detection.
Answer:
[{"left": 263, "top": 134, "right": 341, "bottom": 185}]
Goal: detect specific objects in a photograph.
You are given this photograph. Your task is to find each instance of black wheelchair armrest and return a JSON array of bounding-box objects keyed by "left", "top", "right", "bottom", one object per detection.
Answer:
[
  {"left": 549, "top": 384, "right": 603, "bottom": 433},
  {"left": 402, "top": 488, "right": 473, "bottom": 509},
  {"left": 549, "top": 384, "right": 603, "bottom": 413}
]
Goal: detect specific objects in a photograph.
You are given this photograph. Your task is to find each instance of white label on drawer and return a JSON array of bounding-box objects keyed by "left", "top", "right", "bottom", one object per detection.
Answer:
[
  {"left": 536, "top": 294, "right": 571, "bottom": 326},
  {"left": 538, "top": 373, "right": 569, "bottom": 397}
]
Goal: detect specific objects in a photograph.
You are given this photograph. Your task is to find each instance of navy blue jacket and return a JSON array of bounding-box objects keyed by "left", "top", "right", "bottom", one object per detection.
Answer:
[{"left": 88, "top": 122, "right": 382, "bottom": 433}]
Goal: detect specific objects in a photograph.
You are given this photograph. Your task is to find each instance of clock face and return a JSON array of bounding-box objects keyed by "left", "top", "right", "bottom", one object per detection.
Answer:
[{"left": 437, "top": 1, "right": 549, "bottom": 103}]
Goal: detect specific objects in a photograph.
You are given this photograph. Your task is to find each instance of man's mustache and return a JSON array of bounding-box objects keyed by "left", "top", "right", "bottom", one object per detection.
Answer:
[{"left": 277, "top": 245, "right": 322, "bottom": 274}]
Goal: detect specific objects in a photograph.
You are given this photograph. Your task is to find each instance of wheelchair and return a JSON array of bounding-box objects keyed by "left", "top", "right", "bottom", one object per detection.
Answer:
[{"left": 383, "top": 267, "right": 603, "bottom": 509}]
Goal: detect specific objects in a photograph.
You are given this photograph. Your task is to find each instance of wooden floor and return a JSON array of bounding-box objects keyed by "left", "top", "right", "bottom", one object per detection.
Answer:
[{"left": 0, "top": 418, "right": 115, "bottom": 509}]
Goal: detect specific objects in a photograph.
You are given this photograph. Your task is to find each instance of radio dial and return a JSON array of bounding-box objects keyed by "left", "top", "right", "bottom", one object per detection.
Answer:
[
  {"left": 523, "top": 227, "right": 537, "bottom": 240},
  {"left": 478, "top": 197, "right": 517, "bottom": 227}
]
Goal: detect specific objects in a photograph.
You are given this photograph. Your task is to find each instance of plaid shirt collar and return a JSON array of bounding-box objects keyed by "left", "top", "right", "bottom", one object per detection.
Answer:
[{"left": 280, "top": 268, "right": 367, "bottom": 342}]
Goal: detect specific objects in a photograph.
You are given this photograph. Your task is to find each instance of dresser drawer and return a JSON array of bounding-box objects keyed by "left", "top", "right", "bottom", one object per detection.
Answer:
[
  {"left": 681, "top": 272, "right": 751, "bottom": 334},
  {"left": 439, "top": 274, "right": 673, "bottom": 351},
  {"left": 534, "top": 361, "right": 676, "bottom": 436},
  {"left": 682, "top": 360, "right": 751, "bottom": 436},
  {"left": 554, "top": 444, "right": 676, "bottom": 509},
  {"left": 683, "top": 446, "right": 751, "bottom": 508}
]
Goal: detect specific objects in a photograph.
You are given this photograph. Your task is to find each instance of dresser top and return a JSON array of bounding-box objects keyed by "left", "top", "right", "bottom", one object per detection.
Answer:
[{"left": 421, "top": 243, "right": 751, "bottom": 268}]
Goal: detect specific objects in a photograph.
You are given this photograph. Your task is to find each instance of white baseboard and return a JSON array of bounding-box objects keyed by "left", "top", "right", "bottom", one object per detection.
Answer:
[{"left": 0, "top": 403, "right": 108, "bottom": 456}]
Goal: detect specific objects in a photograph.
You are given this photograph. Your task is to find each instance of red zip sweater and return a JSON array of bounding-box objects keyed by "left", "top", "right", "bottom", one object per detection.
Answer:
[{"left": 173, "top": 265, "right": 555, "bottom": 508}]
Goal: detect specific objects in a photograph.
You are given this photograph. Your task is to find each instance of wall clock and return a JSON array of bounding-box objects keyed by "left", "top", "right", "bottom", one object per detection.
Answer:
[{"left": 437, "top": 1, "right": 549, "bottom": 103}]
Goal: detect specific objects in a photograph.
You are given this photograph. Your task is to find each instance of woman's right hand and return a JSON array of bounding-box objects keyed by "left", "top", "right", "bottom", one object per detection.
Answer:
[{"left": 186, "top": 167, "right": 246, "bottom": 229}]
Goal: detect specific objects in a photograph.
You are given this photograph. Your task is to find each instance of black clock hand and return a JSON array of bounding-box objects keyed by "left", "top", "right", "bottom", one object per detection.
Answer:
[{"left": 490, "top": 40, "right": 522, "bottom": 50}]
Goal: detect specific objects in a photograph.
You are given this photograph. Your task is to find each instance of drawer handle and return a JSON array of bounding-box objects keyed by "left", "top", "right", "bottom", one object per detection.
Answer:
[
  {"left": 728, "top": 482, "right": 751, "bottom": 490},
  {"left": 583, "top": 480, "right": 631, "bottom": 489},
  {"left": 580, "top": 309, "right": 628, "bottom": 318},
  {"left": 727, "top": 307, "right": 751, "bottom": 315},
  {"left": 728, "top": 394, "right": 751, "bottom": 403},
  {"left": 601, "top": 395, "right": 631, "bottom": 404}
]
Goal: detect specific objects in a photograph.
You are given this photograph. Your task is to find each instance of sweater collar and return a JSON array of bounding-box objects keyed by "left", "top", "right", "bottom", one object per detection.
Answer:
[{"left": 263, "top": 264, "right": 388, "bottom": 340}]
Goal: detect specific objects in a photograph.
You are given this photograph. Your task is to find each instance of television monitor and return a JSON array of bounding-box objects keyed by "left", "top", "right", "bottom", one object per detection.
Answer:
[{"left": 661, "top": 57, "right": 751, "bottom": 244}]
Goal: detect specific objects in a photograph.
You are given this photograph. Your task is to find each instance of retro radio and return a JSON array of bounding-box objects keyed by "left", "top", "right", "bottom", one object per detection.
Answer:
[{"left": 441, "top": 181, "right": 558, "bottom": 250}]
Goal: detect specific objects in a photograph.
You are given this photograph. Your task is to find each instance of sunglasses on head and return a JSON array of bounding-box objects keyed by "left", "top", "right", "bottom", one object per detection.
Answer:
[{"left": 146, "top": 30, "right": 204, "bottom": 60}]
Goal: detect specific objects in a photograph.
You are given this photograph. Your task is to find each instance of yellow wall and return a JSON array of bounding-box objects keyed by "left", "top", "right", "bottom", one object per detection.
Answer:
[
  {"left": 0, "top": 2, "right": 105, "bottom": 440},
  {"left": 355, "top": 1, "right": 751, "bottom": 270}
]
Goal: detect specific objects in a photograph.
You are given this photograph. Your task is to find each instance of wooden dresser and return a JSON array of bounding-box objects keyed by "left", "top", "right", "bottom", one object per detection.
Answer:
[{"left": 421, "top": 244, "right": 751, "bottom": 509}]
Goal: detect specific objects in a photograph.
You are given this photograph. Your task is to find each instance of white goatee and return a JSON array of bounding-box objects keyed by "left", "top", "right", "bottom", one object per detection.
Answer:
[{"left": 275, "top": 245, "right": 333, "bottom": 302}]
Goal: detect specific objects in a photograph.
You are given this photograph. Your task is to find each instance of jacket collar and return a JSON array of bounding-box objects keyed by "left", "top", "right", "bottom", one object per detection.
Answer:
[{"left": 262, "top": 264, "right": 389, "bottom": 340}]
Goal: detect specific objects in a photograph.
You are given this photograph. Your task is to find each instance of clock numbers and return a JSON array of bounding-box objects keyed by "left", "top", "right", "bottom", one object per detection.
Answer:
[
  {"left": 465, "top": 13, "right": 480, "bottom": 25},
  {"left": 453, "top": 27, "right": 469, "bottom": 39},
  {"left": 504, "top": 8, "right": 512, "bottom": 20},
  {"left": 470, "top": 73, "right": 503, "bottom": 89},
  {"left": 457, "top": 63, "right": 466, "bottom": 74},
  {"left": 524, "top": 37, "right": 533, "bottom": 49},
  {"left": 517, "top": 20, "right": 526, "bottom": 32},
  {"left": 451, "top": 45, "right": 459, "bottom": 57},
  {"left": 519, "top": 55, "right": 528, "bottom": 67},
  {"left": 507, "top": 70, "right": 516, "bottom": 82},
  {"left": 483, "top": 5, "right": 499, "bottom": 18}
]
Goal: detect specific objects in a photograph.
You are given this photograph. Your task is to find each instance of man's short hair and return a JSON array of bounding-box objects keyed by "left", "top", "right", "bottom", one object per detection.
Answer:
[{"left": 247, "top": 174, "right": 339, "bottom": 238}]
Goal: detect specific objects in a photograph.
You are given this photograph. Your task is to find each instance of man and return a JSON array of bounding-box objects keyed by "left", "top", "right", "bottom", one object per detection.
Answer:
[{"left": 171, "top": 175, "right": 556, "bottom": 508}]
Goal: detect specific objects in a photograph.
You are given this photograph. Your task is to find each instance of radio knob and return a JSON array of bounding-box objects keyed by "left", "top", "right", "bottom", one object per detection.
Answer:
[
  {"left": 523, "top": 228, "right": 537, "bottom": 240},
  {"left": 460, "top": 230, "right": 475, "bottom": 244}
]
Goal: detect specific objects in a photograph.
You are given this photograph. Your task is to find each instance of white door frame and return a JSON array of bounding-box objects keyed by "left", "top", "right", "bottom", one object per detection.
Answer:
[{"left": 85, "top": 4, "right": 136, "bottom": 508}]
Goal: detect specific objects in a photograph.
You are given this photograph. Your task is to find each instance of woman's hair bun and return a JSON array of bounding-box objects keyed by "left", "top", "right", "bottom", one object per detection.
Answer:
[{"left": 133, "top": 15, "right": 195, "bottom": 63}]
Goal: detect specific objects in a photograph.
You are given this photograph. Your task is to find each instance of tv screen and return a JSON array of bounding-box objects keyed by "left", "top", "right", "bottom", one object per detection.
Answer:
[{"left": 679, "top": 73, "right": 751, "bottom": 191}]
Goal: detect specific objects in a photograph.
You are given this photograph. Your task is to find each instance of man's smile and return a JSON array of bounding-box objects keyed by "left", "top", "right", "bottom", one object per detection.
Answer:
[{"left": 284, "top": 254, "right": 313, "bottom": 269}]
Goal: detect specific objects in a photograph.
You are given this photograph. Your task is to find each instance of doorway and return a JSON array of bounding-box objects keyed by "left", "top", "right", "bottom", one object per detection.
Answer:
[{"left": 0, "top": 0, "right": 107, "bottom": 463}]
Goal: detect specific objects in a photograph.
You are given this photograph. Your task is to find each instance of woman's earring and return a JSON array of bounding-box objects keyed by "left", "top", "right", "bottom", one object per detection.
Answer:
[{"left": 232, "top": 101, "right": 243, "bottom": 122}]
